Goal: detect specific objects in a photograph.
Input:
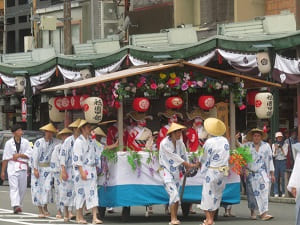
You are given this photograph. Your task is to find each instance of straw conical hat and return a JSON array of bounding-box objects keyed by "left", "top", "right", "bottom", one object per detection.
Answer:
[
  {"left": 186, "top": 108, "right": 207, "bottom": 121},
  {"left": 57, "top": 128, "right": 73, "bottom": 139},
  {"left": 98, "top": 120, "right": 117, "bottom": 125},
  {"left": 78, "top": 119, "right": 88, "bottom": 129},
  {"left": 246, "top": 128, "right": 268, "bottom": 141},
  {"left": 204, "top": 118, "right": 226, "bottom": 136},
  {"left": 126, "top": 111, "right": 153, "bottom": 121},
  {"left": 166, "top": 123, "right": 186, "bottom": 135},
  {"left": 93, "top": 127, "right": 106, "bottom": 137},
  {"left": 40, "top": 123, "right": 57, "bottom": 133},
  {"left": 157, "top": 109, "right": 183, "bottom": 119},
  {"left": 69, "top": 118, "right": 81, "bottom": 128}
]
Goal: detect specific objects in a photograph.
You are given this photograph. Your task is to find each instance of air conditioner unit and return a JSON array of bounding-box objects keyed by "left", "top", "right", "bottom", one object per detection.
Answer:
[
  {"left": 24, "top": 36, "right": 33, "bottom": 52},
  {"left": 99, "top": 0, "right": 119, "bottom": 38},
  {"left": 103, "top": 1, "right": 118, "bottom": 20},
  {"left": 103, "top": 22, "right": 119, "bottom": 37}
]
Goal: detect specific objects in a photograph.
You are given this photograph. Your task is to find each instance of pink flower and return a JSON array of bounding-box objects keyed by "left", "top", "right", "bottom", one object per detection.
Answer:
[
  {"left": 181, "top": 82, "right": 189, "bottom": 91},
  {"left": 197, "top": 81, "right": 203, "bottom": 87},
  {"left": 150, "top": 83, "right": 158, "bottom": 90},
  {"left": 203, "top": 78, "right": 207, "bottom": 83},
  {"left": 137, "top": 82, "right": 143, "bottom": 88},
  {"left": 239, "top": 104, "right": 246, "bottom": 111},
  {"left": 140, "top": 77, "right": 146, "bottom": 84},
  {"left": 174, "top": 77, "right": 181, "bottom": 86}
]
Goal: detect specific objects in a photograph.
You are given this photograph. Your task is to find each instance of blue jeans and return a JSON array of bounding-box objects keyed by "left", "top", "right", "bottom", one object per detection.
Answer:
[{"left": 274, "top": 159, "right": 286, "bottom": 195}]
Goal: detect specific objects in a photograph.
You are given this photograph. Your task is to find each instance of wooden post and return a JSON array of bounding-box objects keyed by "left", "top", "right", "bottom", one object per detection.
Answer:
[
  {"left": 118, "top": 101, "right": 124, "bottom": 148},
  {"left": 230, "top": 91, "right": 236, "bottom": 149}
]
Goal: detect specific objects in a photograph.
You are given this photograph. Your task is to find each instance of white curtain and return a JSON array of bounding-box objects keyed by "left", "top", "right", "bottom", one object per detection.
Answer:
[
  {"left": 30, "top": 67, "right": 56, "bottom": 87},
  {"left": 58, "top": 65, "right": 81, "bottom": 81},
  {"left": 217, "top": 49, "right": 258, "bottom": 68},
  {"left": 95, "top": 55, "right": 127, "bottom": 76},
  {"left": 0, "top": 74, "right": 16, "bottom": 87},
  {"left": 274, "top": 54, "right": 300, "bottom": 74},
  {"left": 187, "top": 50, "right": 216, "bottom": 66},
  {"left": 128, "top": 55, "right": 148, "bottom": 66}
]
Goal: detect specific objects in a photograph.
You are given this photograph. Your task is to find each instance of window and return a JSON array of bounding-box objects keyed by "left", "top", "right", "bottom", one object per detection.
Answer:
[
  {"left": 7, "top": 17, "right": 15, "bottom": 25},
  {"left": 18, "top": 0, "right": 28, "bottom": 5},
  {"left": 200, "top": 0, "right": 234, "bottom": 26},
  {"left": 7, "top": 0, "right": 15, "bottom": 7},
  {"left": 18, "top": 15, "right": 28, "bottom": 23}
]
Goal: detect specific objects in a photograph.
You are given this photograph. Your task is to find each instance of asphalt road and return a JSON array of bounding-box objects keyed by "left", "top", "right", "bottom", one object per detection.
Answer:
[{"left": 0, "top": 184, "right": 297, "bottom": 225}]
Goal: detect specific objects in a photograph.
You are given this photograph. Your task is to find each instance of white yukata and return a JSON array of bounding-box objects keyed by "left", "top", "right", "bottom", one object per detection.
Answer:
[
  {"left": 243, "top": 141, "right": 274, "bottom": 215},
  {"left": 159, "top": 136, "right": 188, "bottom": 205},
  {"left": 288, "top": 143, "right": 300, "bottom": 225},
  {"left": 2, "top": 137, "right": 32, "bottom": 208},
  {"left": 50, "top": 143, "right": 63, "bottom": 212},
  {"left": 73, "top": 135, "right": 101, "bottom": 210},
  {"left": 59, "top": 135, "right": 76, "bottom": 207},
  {"left": 31, "top": 137, "right": 60, "bottom": 206},
  {"left": 200, "top": 136, "right": 230, "bottom": 211}
]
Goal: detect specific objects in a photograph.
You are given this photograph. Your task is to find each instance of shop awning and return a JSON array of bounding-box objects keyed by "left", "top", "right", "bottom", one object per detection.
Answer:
[{"left": 42, "top": 60, "right": 281, "bottom": 92}]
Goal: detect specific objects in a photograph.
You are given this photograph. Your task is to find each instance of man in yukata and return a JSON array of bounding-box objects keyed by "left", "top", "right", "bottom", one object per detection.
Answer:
[
  {"left": 1, "top": 124, "right": 32, "bottom": 214},
  {"left": 241, "top": 128, "right": 275, "bottom": 221},
  {"left": 60, "top": 118, "right": 81, "bottom": 222},
  {"left": 73, "top": 120, "right": 102, "bottom": 224},
  {"left": 31, "top": 123, "right": 60, "bottom": 217},
  {"left": 288, "top": 142, "right": 300, "bottom": 225},
  {"left": 50, "top": 127, "right": 73, "bottom": 219},
  {"left": 199, "top": 118, "right": 230, "bottom": 225},
  {"left": 159, "top": 122, "right": 198, "bottom": 225}
]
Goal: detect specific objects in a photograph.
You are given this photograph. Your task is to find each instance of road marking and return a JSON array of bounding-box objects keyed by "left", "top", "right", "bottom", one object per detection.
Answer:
[{"left": 0, "top": 208, "right": 79, "bottom": 225}]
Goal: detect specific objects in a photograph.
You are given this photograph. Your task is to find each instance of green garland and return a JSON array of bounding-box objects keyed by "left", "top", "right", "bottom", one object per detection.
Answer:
[
  {"left": 101, "top": 147, "right": 119, "bottom": 163},
  {"left": 230, "top": 146, "right": 253, "bottom": 164},
  {"left": 127, "top": 149, "right": 142, "bottom": 171},
  {"left": 188, "top": 147, "right": 204, "bottom": 162}
]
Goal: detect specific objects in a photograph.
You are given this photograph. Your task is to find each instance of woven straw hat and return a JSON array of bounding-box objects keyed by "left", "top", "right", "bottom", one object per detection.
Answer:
[
  {"left": 157, "top": 109, "right": 183, "bottom": 119},
  {"left": 204, "top": 118, "right": 226, "bottom": 136},
  {"left": 166, "top": 123, "right": 187, "bottom": 135},
  {"left": 186, "top": 108, "right": 207, "bottom": 121},
  {"left": 93, "top": 127, "right": 106, "bottom": 137},
  {"left": 78, "top": 119, "right": 89, "bottom": 129},
  {"left": 40, "top": 123, "right": 58, "bottom": 133},
  {"left": 126, "top": 111, "right": 153, "bottom": 122},
  {"left": 246, "top": 128, "right": 268, "bottom": 141},
  {"left": 98, "top": 120, "right": 117, "bottom": 125},
  {"left": 57, "top": 128, "right": 73, "bottom": 139},
  {"left": 69, "top": 118, "right": 81, "bottom": 128}
]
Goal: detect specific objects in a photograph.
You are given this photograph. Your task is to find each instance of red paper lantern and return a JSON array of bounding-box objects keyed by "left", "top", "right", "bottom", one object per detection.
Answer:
[
  {"left": 165, "top": 97, "right": 183, "bottom": 109},
  {"left": 198, "top": 95, "right": 215, "bottom": 110},
  {"left": 70, "top": 96, "right": 81, "bottom": 110},
  {"left": 54, "top": 97, "right": 64, "bottom": 111},
  {"left": 247, "top": 91, "right": 258, "bottom": 106},
  {"left": 80, "top": 95, "right": 89, "bottom": 108},
  {"left": 61, "top": 96, "right": 72, "bottom": 110},
  {"left": 133, "top": 97, "right": 150, "bottom": 112}
]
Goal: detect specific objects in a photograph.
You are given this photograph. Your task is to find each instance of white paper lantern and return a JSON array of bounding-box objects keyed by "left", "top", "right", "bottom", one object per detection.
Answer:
[
  {"left": 82, "top": 97, "right": 103, "bottom": 123},
  {"left": 49, "top": 97, "right": 65, "bottom": 122},
  {"left": 15, "top": 76, "right": 26, "bottom": 93},
  {"left": 80, "top": 69, "right": 92, "bottom": 80},
  {"left": 256, "top": 52, "right": 271, "bottom": 74},
  {"left": 255, "top": 93, "right": 273, "bottom": 119}
]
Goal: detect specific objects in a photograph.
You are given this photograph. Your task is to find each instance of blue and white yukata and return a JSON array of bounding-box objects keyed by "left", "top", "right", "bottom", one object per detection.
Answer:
[
  {"left": 159, "top": 136, "right": 188, "bottom": 205},
  {"left": 59, "top": 135, "right": 76, "bottom": 208},
  {"left": 73, "top": 135, "right": 101, "bottom": 210},
  {"left": 2, "top": 137, "right": 32, "bottom": 208},
  {"left": 243, "top": 141, "right": 274, "bottom": 215},
  {"left": 50, "top": 143, "right": 63, "bottom": 212},
  {"left": 31, "top": 137, "right": 60, "bottom": 206},
  {"left": 288, "top": 143, "right": 300, "bottom": 225},
  {"left": 200, "top": 136, "right": 230, "bottom": 211}
]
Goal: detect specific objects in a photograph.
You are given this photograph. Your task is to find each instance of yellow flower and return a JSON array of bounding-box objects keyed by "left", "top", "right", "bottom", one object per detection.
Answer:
[
  {"left": 170, "top": 72, "right": 176, "bottom": 79},
  {"left": 169, "top": 79, "right": 176, "bottom": 85},
  {"left": 160, "top": 73, "right": 167, "bottom": 79}
]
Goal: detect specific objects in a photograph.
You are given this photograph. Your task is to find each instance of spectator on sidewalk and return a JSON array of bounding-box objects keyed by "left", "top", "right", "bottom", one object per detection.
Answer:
[{"left": 272, "top": 132, "right": 288, "bottom": 197}]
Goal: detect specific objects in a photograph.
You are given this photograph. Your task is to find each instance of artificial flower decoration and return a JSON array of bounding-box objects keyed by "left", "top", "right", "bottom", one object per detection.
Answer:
[{"left": 159, "top": 73, "right": 167, "bottom": 79}]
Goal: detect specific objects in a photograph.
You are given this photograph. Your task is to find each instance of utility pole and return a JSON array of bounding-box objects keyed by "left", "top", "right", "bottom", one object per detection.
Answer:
[
  {"left": 33, "top": 0, "right": 38, "bottom": 48},
  {"left": 63, "top": 0, "right": 72, "bottom": 127},
  {"left": 64, "top": 0, "right": 72, "bottom": 55},
  {"left": 3, "top": 0, "right": 6, "bottom": 54}
]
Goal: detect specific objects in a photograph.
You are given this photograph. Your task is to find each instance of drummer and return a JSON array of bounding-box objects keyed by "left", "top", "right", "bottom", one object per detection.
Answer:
[{"left": 159, "top": 123, "right": 198, "bottom": 225}]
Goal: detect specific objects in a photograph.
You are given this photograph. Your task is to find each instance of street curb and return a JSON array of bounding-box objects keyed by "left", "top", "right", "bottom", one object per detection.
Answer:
[{"left": 241, "top": 195, "right": 296, "bottom": 204}]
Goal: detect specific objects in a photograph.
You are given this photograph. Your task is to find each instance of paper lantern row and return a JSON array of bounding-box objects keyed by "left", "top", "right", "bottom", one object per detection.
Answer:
[{"left": 54, "top": 95, "right": 89, "bottom": 111}]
